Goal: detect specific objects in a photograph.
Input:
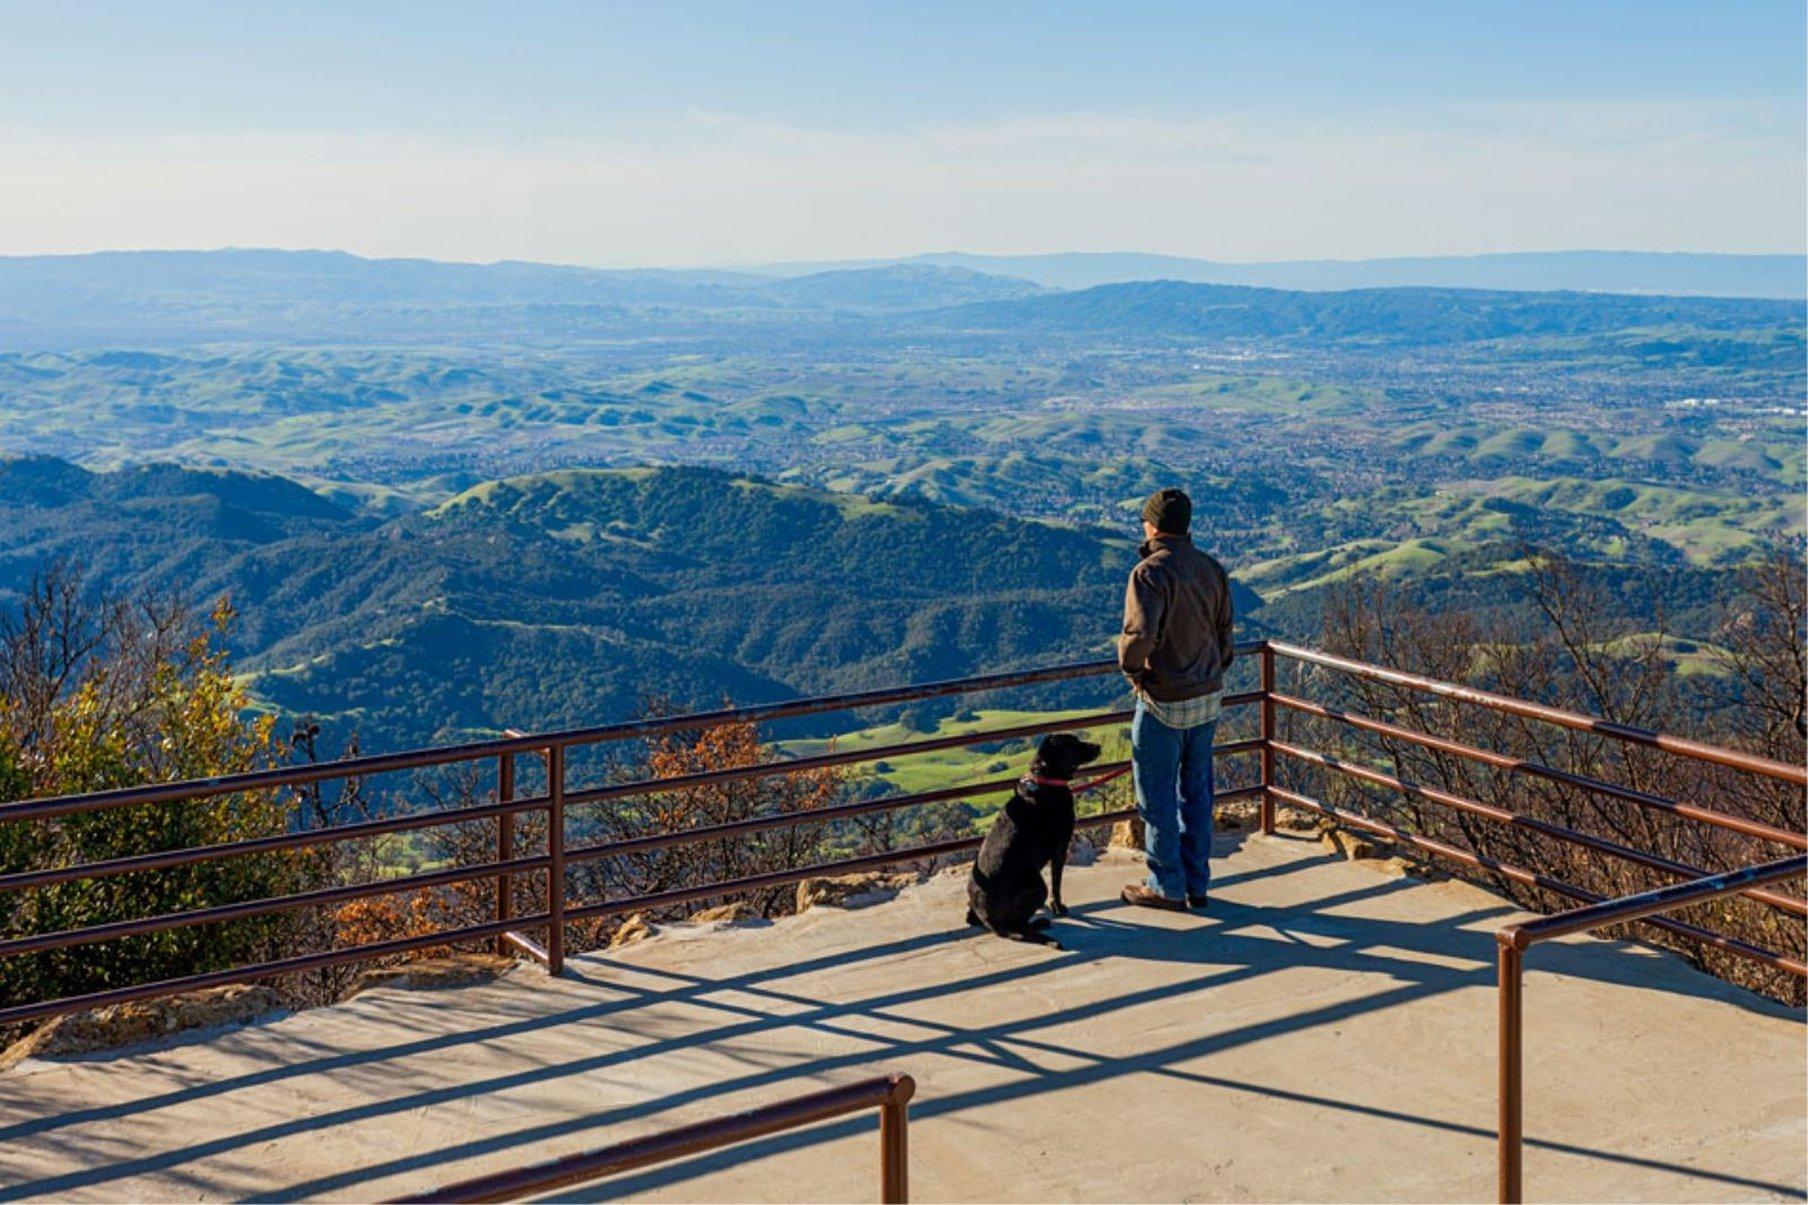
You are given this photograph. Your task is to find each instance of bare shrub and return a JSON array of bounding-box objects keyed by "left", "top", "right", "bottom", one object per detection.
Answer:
[{"left": 1299, "top": 547, "right": 1805, "bottom": 1004}]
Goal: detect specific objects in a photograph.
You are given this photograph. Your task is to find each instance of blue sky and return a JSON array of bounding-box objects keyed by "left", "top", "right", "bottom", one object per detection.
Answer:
[{"left": 2, "top": 1, "right": 1802, "bottom": 265}]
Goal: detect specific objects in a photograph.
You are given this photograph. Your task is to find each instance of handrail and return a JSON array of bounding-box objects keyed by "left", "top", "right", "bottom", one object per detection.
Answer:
[
  {"left": 0, "top": 638, "right": 1259, "bottom": 1026},
  {"left": 1268, "top": 641, "right": 1808, "bottom": 785},
  {"left": 1492, "top": 856, "right": 1808, "bottom": 1204},
  {"left": 393, "top": 1072, "right": 916, "bottom": 1203},
  {"left": 1, "top": 637, "right": 1803, "bottom": 1201},
  {"left": 1269, "top": 691, "right": 1807, "bottom": 850},
  {"left": 0, "top": 655, "right": 1141, "bottom": 822},
  {"left": 1271, "top": 741, "right": 1807, "bottom": 919}
]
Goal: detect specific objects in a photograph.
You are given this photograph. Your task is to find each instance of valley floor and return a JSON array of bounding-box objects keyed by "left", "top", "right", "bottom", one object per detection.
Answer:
[{"left": 0, "top": 837, "right": 1802, "bottom": 1203}]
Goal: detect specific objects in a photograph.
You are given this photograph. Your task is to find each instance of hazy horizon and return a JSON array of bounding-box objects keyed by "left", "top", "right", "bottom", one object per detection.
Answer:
[{"left": 5, "top": 245, "right": 1804, "bottom": 274}]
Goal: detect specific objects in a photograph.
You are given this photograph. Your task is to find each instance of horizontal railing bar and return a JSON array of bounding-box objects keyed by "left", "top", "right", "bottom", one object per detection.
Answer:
[
  {"left": 0, "top": 683, "right": 1254, "bottom": 893},
  {"left": 0, "top": 792, "right": 555, "bottom": 895},
  {"left": 3, "top": 652, "right": 1184, "bottom": 822},
  {"left": 1269, "top": 786, "right": 1804, "bottom": 976},
  {"left": 394, "top": 1073, "right": 917, "bottom": 1204},
  {"left": 1269, "top": 641, "right": 1808, "bottom": 786},
  {"left": 565, "top": 740, "right": 1262, "bottom": 868},
  {"left": 566, "top": 785, "right": 1265, "bottom": 926},
  {"left": 567, "top": 709, "right": 1129, "bottom": 808},
  {"left": 0, "top": 854, "right": 554, "bottom": 958},
  {"left": 566, "top": 694, "right": 1258, "bottom": 811},
  {"left": 1272, "top": 741, "right": 1807, "bottom": 918},
  {"left": 0, "top": 911, "right": 554, "bottom": 1029},
  {"left": 1271, "top": 692, "right": 1808, "bottom": 850},
  {"left": 1502, "top": 855, "right": 1808, "bottom": 950},
  {"left": 568, "top": 772, "right": 1069, "bottom": 867}
]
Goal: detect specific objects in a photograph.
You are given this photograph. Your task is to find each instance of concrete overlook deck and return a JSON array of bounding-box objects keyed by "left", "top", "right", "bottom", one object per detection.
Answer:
[{"left": 0, "top": 832, "right": 1802, "bottom": 1203}]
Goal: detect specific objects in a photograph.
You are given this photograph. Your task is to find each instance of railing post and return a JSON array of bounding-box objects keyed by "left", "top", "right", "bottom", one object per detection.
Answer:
[
  {"left": 1497, "top": 932, "right": 1524, "bottom": 1204},
  {"left": 495, "top": 749, "right": 515, "bottom": 957},
  {"left": 880, "top": 1075, "right": 915, "bottom": 1204},
  {"left": 1259, "top": 641, "right": 1276, "bottom": 835},
  {"left": 546, "top": 743, "right": 565, "bottom": 976}
]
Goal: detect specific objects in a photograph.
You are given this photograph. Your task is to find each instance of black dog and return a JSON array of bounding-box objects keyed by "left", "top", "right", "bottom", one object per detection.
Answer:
[{"left": 966, "top": 733, "right": 1101, "bottom": 946}]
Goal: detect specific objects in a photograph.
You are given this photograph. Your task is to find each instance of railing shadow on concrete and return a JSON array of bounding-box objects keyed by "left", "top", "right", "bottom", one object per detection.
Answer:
[{"left": 1, "top": 639, "right": 1802, "bottom": 1204}]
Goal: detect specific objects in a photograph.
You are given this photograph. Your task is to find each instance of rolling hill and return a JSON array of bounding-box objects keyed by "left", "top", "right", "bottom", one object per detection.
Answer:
[{"left": 0, "top": 458, "right": 1264, "bottom": 750}]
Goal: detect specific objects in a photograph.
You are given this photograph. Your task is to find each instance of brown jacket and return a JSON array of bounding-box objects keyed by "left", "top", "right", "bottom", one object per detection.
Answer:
[{"left": 1116, "top": 533, "right": 1235, "bottom": 701}]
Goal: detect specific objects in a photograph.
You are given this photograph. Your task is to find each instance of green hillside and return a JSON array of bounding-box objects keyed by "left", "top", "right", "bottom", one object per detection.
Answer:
[{"left": 0, "top": 459, "right": 1153, "bottom": 750}]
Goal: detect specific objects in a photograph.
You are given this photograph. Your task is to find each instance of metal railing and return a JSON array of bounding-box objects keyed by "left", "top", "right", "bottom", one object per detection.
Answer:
[
  {"left": 395, "top": 1072, "right": 916, "bottom": 1203},
  {"left": 1494, "top": 859, "right": 1807, "bottom": 1204},
  {"left": 1, "top": 639, "right": 1802, "bottom": 1203},
  {"left": 1254, "top": 640, "right": 1807, "bottom": 1203},
  {"left": 0, "top": 644, "right": 1262, "bottom": 1029}
]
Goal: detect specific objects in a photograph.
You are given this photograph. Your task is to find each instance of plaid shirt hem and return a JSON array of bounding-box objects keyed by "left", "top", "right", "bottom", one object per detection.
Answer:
[{"left": 1134, "top": 688, "right": 1222, "bottom": 730}]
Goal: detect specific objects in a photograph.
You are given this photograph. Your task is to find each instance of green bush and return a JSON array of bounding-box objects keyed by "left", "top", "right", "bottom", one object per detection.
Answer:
[{"left": 0, "top": 571, "right": 305, "bottom": 1020}]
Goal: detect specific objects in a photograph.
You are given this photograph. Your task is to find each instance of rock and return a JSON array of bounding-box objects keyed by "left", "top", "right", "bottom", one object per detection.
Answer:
[
  {"left": 1276, "top": 806, "right": 1321, "bottom": 833},
  {"left": 1322, "top": 827, "right": 1379, "bottom": 861},
  {"left": 1, "top": 984, "right": 283, "bottom": 1070},
  {"left": 340, "top": 953, "right": 516, "bottom": 1002},
  {"left": 610, "top": 913, "right": 656, "bottom": 947},
  {"left": 1065, "top": 835, "right": 1099, "bottom": 867},
  {"left": 1217, "top": 803, "right": 1257, "bottom": 832},
  {"left": 794, "top": 872, "right": 917, "bottom": 914},
  {"left": 1380, "top": 855, "right": 1442, "bottom": 881},
  {"left": 1108, "top": 816, "right": 1146, "bottom": 849}
]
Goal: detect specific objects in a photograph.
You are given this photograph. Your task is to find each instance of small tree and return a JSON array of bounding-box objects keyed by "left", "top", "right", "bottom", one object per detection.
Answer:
[
  {"left": 0, "top": 565, "right": 303, "bottom": 1020},
  {"left": 575, "top": 713, "right": 845, "bottom": 922},
  {"left": 1309, "top": 545, "right": 1806, "bottom": 1004}
]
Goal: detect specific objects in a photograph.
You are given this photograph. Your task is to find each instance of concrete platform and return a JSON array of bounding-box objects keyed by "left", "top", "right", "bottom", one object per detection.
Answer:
[{"left": 0, "top": 831, "right": 1802, "bottom": 1203}]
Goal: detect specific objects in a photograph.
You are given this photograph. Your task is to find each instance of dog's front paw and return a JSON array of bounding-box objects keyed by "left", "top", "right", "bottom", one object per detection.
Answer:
[{"left": 1050, "top": 901, "right": 1069, "bottom": 918}]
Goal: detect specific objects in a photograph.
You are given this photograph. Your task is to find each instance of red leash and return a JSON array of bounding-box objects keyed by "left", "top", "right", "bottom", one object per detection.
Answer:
[
  {"left": 1020, "top": 765, "right": 1131, "bottom": 794},
  {"left": 1074, "top": 765, "right": 1131, "bottom": 794}
]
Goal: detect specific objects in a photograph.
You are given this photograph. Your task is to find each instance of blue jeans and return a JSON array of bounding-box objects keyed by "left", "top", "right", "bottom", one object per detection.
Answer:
[{"left": 1131, "top": 702, "right": 1216, "bottom": 900}]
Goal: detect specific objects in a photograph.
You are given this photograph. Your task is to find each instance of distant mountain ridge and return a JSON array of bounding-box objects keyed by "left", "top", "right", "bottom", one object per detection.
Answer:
[
  {"left": 2, "top": 247, "right": 1798, "bottom": 349},
  {"left": 752, "top": 249, "right": 1808, "bottom": 300},
  {"left": 0, "top": 249, "right": 1045, "bottom": 347},
  {"left": 917, "top": 279, "right": 1803, "bottom": 344}
]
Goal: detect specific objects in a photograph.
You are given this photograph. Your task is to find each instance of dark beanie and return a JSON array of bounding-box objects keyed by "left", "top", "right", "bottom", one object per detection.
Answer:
[{"left": 1141, "top": 488, "right": 1192, "bottom": 533}]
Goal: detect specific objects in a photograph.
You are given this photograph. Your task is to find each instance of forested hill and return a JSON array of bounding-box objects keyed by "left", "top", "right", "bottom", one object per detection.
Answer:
[
  {"left": 921, "top": 280, "right": 1805, "bottom": 344},
  {"left": 0, "top": 458, "right": 1243, "bottom": 749}
]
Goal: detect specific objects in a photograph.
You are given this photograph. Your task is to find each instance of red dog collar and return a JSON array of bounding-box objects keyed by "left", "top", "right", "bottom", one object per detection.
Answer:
[{"left": 1019, "top": 772, "right": 1072, "bottom": 789}]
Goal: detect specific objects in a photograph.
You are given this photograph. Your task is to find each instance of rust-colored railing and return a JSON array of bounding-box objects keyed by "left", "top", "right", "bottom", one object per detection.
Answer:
[
  {"left": 394, "top": 1072, "right": 916, "bottom": 1203},
  {"left": 1493, "top": 858, "right": 1807, "bottom": 1203},
  {"left": 2, "top": 639, "right": 1802, "bottom": 1203},
  {"left": 1255, "top": 640, "right": 1807, "bottom": 1203},
  {"left": 0, "top": 645, "right": 1261, "bottom": 1029}
]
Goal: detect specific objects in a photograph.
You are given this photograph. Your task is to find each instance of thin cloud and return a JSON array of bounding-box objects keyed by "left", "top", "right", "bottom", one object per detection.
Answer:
[{"left": 0, "top": 104, "right": 1800, "bottom": 264}]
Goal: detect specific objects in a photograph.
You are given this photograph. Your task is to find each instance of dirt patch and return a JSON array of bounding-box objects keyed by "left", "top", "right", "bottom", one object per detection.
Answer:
[
  {"left": 1, "top": 984, "right": 284, "bottom": 1071},
  {"left": 338, "top": 953, "right": 517, "bottom": 1003}
]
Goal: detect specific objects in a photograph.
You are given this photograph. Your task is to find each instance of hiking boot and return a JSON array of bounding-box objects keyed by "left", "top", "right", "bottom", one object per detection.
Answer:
[
  {"left": 1121, "top": 884, "right": 1187, "bottom": 912},
  {"left": 1187, "top": 894, "right": 1210, "bottom": 910}
]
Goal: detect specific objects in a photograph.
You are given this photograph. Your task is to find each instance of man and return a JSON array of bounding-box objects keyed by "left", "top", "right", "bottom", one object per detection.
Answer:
[{"left": 1116, "top": 487, "right": 1235, "bottom": 911}]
